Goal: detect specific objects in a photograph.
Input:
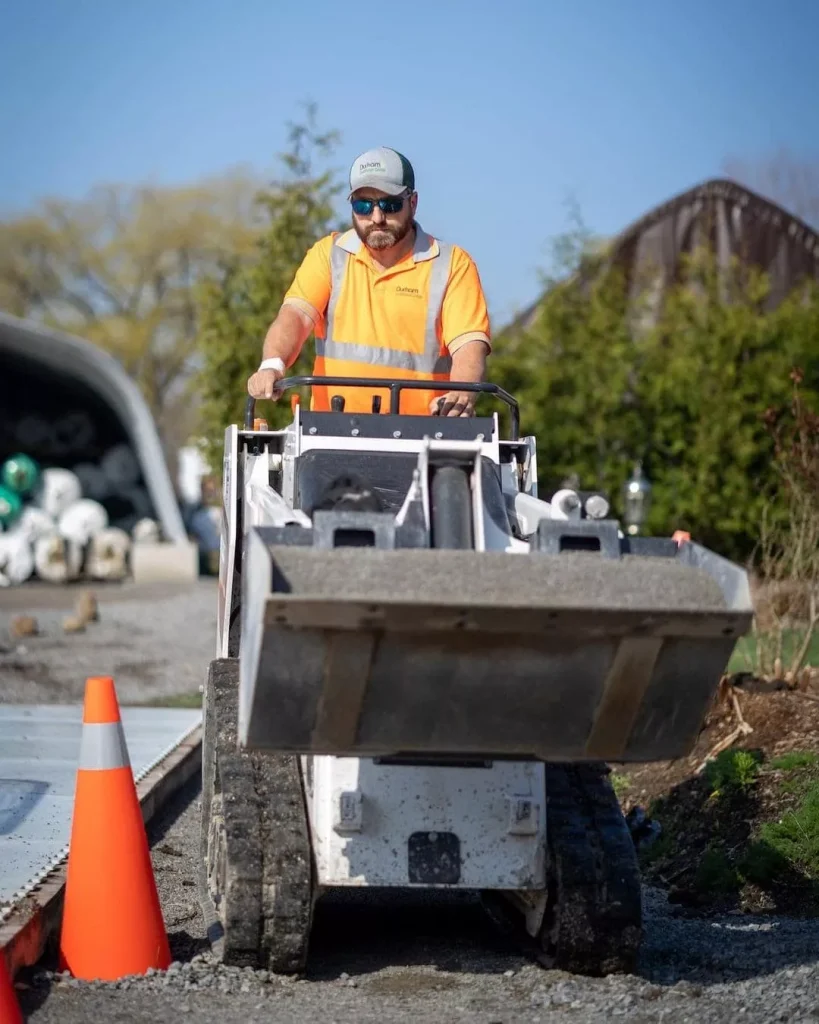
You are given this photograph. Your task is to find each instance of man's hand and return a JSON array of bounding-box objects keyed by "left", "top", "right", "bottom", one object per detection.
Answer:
[
  {"left": 430, "top": 391, "right": 477, "bottom": 417},
  {"left": 247, "top": 367, "right": 285, "bottom": 400},
  {"left": 248, "top": 305, "right": 314, "bottom": 401},
  {"left": 430, "top": 339, "right": 489, "bottom": 416}
]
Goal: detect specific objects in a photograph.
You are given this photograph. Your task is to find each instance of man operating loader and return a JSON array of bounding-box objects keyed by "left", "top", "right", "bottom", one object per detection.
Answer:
[{"left": 247, "top": 146, "right": 491, "bottom": 417}]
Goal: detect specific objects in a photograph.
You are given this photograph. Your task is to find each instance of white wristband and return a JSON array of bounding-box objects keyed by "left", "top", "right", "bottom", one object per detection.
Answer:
[{"left": 259, "top": 357, "right": 285, "bottom": 374}]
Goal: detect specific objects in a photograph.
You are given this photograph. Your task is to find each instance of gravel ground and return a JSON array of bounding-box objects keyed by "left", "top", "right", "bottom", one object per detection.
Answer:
[
  {"left": 6, "top": 578, "right": 819, "bottom": 1022},
  {"left": 0, "top": 579, "right": 217, "bottom": 703},
  {"left": 13, "top": 775, "right": 819, "bottom": 1023}
]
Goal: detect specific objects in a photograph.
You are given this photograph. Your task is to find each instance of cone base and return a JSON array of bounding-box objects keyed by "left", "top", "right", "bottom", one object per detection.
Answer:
[
  {"left": 0, "top": 954, "right": 23, "bottom": 1024},
  {"left": 58, "top": 766, "right": 171, "bottom": 981}
]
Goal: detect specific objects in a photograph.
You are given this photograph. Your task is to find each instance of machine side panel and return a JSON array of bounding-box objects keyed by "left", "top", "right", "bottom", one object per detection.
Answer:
[{"left": 308, "top": 756, "right": 547, "bottom": 889}]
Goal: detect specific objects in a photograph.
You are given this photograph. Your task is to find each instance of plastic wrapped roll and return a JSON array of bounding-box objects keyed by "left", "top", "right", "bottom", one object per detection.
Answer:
[
  {"left": 101, "top": 444, "right": 140, "bottom": 488},
  {"left": 86, "top": 527, "right": 131, "bottom": 581},
  {"left": 14, "top": 415, "right": 52, "bottom": 451},
  {"left": 0, "top": 485, "right": 22, "bottom": 529},
  {"left": 58, "top": 498, "right": 109, "bottom": 548},
  {"left": 1, "top": 453, "right": 41, "bottom": 496},
  {"left": 34, "top": 468, "right": 83, "bottom": 520},
  {"left": 51, "top": 411, "right": 95, "bottom": 456},
  {"left": 8, "top": 506, "right": 55, "bottom": 546},
  {"left": 120, "top": 485, "right": 151, "bottom": 518},
  {"left": 72, "top": 462, "right": 111, "bottom": 502},
  {"left": 34, "top": 534, "right": 83, "bottom": 583},
  {"left": 132, "top": 517, "right": 160, "bottom": 543},
  {"left": 0, "top": 532, "right": 34, "bottom": 586},
  {"left": 105, "top": 485, "right": 153, "bottom": 536}
]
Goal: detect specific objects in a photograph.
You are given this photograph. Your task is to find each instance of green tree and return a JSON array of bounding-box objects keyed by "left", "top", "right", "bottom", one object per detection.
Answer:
[
  {"left": 492, "top": 221, "right": 819, "bottom": 563},
  {"left": 0, "top": 171, "right": 261, "bottom": 460},
  {"left": 491, "top": 262, "right": 647, "bottom": 502},
  {"left": 637, "top": 251, "right": 819, "bottom": 554},
  {"left": 195, "top": 109, "right": 343, "bottom": 468}
]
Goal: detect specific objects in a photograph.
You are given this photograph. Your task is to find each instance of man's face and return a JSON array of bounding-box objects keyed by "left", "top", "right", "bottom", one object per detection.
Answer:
[{"left": 351, "top": 188, "right": 417, "bottom": 250}]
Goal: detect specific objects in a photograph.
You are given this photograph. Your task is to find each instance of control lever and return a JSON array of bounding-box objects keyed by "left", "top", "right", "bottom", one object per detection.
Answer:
[
  {"left": 331, "top": 395, "right": 346, "bottom": 412},
  {"left": 372, "top": 395, "right": 382, "bottom": 413}
]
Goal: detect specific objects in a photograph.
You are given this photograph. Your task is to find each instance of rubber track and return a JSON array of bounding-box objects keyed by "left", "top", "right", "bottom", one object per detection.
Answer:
[
  {"left": 539, "top": 763, "right": 642, "bottom": 975},
  {"left": 201, "top": 658, "right": 314, "bottom": 973},
  {"left": 480, "top": 763, "right": 642, "bottom": 975},
  {"left": 257, "top": 747, "right": 314, "bottom": 972}
]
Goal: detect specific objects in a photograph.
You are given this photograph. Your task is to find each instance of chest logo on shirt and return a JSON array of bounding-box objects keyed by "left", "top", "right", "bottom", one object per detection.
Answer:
[{"left": 395, "top": 286, "right": 422, "bottom": 298}]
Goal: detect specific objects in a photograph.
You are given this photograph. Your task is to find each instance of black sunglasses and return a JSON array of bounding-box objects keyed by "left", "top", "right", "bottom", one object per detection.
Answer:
[{"left": 351, "top": 193, "right": 410, "bottom": 216}]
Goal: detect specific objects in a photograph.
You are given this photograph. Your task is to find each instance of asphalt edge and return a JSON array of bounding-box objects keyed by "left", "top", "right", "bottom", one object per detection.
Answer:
[{"left": 0, "top": 723, "right": 203, "bottom": 980}]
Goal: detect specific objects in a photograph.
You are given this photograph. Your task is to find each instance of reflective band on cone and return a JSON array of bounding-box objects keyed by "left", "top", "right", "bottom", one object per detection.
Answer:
[{"left": 58, "top": 676, "right": 171, "bottom": 980}]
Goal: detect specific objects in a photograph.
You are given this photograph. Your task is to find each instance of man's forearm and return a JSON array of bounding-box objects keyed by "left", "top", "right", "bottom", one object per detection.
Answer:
[
  {"left": 261, "top": 304, "right": 314, "bottom": 367},
  {"left": 450, "top": 339, "right": 489, "bottom": 382}
]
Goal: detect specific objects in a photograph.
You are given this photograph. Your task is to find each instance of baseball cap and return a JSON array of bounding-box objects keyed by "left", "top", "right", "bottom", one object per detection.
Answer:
[{"left": 348, "top": 147, "right": 415, "bottom": 196}]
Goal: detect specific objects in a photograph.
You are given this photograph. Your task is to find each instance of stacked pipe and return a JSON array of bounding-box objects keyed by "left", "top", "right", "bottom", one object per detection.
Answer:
[{"left": 0, "top": 447, "right": 161, "bottom": 587}]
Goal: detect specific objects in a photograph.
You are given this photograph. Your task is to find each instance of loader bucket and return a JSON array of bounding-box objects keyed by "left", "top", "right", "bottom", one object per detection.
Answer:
[{"left": 237, "top": 530, "right": 753, "bottom": 763}]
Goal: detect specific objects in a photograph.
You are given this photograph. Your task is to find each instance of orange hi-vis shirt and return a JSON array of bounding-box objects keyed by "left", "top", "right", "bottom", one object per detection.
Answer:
[{"left": 282, "top": 224, "right": 491, "bottom": 415}]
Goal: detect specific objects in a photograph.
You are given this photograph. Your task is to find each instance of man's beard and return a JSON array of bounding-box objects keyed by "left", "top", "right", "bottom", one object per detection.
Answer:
[{"left": 355, "top": 217, "right": 414, "bottom": 250}]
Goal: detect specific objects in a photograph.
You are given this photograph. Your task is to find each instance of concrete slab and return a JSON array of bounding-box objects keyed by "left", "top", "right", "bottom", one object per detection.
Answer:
[
  {"left": 130, "top": 541, "right": 199, "bottom": 583},
  {"left": 0, "top": 704, "right": 201, "bottom": 908}
]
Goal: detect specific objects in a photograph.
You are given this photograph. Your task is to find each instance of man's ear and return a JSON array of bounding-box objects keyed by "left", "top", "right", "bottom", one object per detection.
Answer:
[{"left": 410, "top": 192, "right": 419, "bottom": 215}]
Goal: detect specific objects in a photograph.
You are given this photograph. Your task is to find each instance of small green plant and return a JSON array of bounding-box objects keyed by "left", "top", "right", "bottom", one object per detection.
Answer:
[
  {"left": 695, "top": 846, "right": 741, "bottom": 894},
  {"left": 770, "top": 751, "right": 819, "bottom": 772},
  {"left": 738, "top": 838, "right": 792, "bottom": 886},
  {"left": 755, "top": 783, "right": 819, "bottom": 879},
  {"left": 704, "top": 748, "right": 763, "bottom": 797},
  {"left": 780, "top": 777, "right": 814, "bottom": 796},
  {"left": 610, "top": 771, "right": 631, "bottom": 802}
]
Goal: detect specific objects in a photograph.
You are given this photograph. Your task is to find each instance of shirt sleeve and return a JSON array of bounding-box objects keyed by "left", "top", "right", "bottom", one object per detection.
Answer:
[
  {"left": 439, "top": 246, "right": 492, "bottom": 354},
  {"left": 282, "top": 234, "right": 333, "bottom": 325}
]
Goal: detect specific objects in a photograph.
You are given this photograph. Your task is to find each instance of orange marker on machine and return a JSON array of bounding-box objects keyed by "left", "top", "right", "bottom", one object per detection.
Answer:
[{"left": 58, "top": 676, "right": 171, "bottom": 981}]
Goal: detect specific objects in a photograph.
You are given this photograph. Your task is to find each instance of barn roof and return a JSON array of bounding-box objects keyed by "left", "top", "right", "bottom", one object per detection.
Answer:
[{"left": 507, "top": 177, "right": 819, "bottom": 333}]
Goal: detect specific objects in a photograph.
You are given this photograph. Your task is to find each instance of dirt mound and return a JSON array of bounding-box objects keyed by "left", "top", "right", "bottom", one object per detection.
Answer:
[{"left": 613, "top": 679, "right": 819, "bottom": 916}]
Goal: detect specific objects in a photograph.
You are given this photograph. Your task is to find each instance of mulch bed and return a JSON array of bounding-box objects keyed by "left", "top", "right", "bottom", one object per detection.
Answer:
[{"left": 613, "top": 677, "right": 819, "bottom": 916}]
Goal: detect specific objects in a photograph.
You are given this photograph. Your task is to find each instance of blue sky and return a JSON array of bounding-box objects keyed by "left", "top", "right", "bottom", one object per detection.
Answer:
[{"left": 2, "top": 0, "right": 818, "bottom": 327}]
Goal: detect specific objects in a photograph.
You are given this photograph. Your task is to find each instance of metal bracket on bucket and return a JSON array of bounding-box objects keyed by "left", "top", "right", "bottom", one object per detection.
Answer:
[
  {"left": 312, "top": 511, "right": 397, "bottom": 550},
  {"left": 533, "top": 519, "right": 621, "bottom": 559}
]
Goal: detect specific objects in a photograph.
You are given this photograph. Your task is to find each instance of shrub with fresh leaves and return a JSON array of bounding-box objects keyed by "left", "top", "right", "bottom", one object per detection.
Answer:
[
  {"left": 704, "top": 748, "right": 762, "bottom": 796},
  {"left": 195, "top": 110, "right": 344, "bottom": 469},
  {"left": 492, "top": 234, "right": 819, "bottom": 563}
]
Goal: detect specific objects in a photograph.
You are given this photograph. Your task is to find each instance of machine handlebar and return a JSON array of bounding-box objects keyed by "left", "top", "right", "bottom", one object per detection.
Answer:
[{"left": 244, "top": 375, "right": 521, "bottom": 441}]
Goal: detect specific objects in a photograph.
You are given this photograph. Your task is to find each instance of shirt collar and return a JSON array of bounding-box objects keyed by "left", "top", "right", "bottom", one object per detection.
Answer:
[{"left": 334, "top": 223, "right": 440, "bottom": 263}]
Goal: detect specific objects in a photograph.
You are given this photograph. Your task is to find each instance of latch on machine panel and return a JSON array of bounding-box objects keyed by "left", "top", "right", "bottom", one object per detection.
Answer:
[
  {"left": 506, "top": 796, "right": 540, "bottom": 835},
  {"left": 333, "top": 790, "right": 363, "bottom": 833}
]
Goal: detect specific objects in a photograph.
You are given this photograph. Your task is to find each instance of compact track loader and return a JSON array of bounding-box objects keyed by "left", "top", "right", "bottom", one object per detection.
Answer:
[{"left": 199, "top": 375, "right": 753, "bottom": 976}]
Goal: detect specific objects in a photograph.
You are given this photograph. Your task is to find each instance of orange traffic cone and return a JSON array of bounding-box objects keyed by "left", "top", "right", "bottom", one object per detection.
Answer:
[
  {"left": 58, "top": 676, "right": 171, "bottom": 980},
  {"left": 0, "top": 951, "right": 23, "bottom": 1024}
]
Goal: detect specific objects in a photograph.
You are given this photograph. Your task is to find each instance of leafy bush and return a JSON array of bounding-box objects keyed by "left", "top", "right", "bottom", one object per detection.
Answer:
[
  {"left": 695, "top": 846, "right": 741, "bottom": 894},
  {"left": 195, "top": 110, "right": 344, "bottom": 468},
  {"left": 704, "top": 748, "right": 762, "bottom": 796},
  {"left": 750, "top": 783, "right": 819, "bottom": 880},
  {"left": 492, "top": 230, "right": 819, "bottom": 563},
  {"left": 743, "top": 371, "right": 819, "bottom": 678}
]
